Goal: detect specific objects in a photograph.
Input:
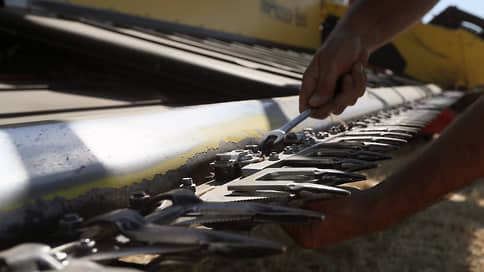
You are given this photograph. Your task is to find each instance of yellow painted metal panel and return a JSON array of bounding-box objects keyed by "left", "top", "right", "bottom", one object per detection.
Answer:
[
  {"left": 321, "top": 1, "right": 346, "bottom": 20},
  {"left": 323, "top": 2, "right": 484, "bottom": 89},
  {"left": 392, "top": 25, "right": 465, "bottom": 89},
  {"left": 459, "top": 30, "right": 484, "bottom": 88},
  {"left": 393, "top": 24, "right": 484, "bottom": 89},
  {"left": 57, "top": 0, "right": 322, "bottom": 49}
]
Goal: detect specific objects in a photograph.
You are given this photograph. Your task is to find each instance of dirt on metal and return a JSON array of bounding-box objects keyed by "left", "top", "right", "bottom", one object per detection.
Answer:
[{"left": 161, "top": 136, "right": 484, "bottom": 272}]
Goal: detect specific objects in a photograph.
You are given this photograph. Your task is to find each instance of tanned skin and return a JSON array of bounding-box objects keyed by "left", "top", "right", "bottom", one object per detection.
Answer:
[
  {"left": 300, "top": 0, "right": 439, "bottom": 118},
  {"left": 288, "top": 0, "right": 484, "bottom": 248},
  {"left": 287, "top": 95, "right": 484, "bottom": 248}
]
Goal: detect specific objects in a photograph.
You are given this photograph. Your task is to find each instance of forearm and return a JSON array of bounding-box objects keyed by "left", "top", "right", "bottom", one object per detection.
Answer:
[
  {"left": 370, "top": 95, "right": 484, "bottom": 230},
  {"left": 330, "top": 0, "right": 438, "bottom": 52},
  {"left": 298, "top": 95, "right": 484, "bottom": 248}
]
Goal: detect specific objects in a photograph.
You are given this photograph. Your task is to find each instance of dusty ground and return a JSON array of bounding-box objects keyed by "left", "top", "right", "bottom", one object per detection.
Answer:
[{"left": 162, "top": 136, "right": 484, "bottom": 272}]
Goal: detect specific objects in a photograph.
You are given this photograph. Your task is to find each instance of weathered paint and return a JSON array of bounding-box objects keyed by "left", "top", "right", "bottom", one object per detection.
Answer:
[
  {"left": 37, "top": 114, "right": 271, "bottom": 203},
  {"left": 0, "top": 85, "right": 441, "bottom": 210},
  {"left": 0, "top": 105, "right": 271, "bottom": 210},
  {"left": 0, "top": 85, "right": 449, "bottom": 240}
]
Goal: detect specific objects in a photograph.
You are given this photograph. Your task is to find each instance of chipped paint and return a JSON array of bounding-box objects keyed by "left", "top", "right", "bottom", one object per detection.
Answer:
[
  {"left": 0, "top": 86, "right": 442, "bottom": 235},
  {"left": 39, "top": 114, "right": 271, "bottom": 202}
]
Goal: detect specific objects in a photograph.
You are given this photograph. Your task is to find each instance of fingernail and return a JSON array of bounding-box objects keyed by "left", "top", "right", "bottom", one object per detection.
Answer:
[
  {"left": 309, "top": 94, "right": 321, "bottom": 106},
  {"left": 360, "top": 63, "right": 364, "bottom": 73}
]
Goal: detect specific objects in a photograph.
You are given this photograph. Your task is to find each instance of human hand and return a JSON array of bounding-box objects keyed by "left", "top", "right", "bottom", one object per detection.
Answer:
[{"left": 300, "top": 31, "right": 369, "bottom": 119}]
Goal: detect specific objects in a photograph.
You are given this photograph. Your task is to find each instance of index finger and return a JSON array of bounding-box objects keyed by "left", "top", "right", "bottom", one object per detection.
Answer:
[{"left": 299, "top": 58, "right": 321, "bottom": 113}]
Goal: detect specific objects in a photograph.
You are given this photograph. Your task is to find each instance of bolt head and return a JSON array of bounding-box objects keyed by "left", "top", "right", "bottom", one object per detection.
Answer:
[
  {"left": 129, "top": 191, "right": 150, "bottom": 210},
  {"left": 302, "top": 136, "right": 316, "bottom": 146},
  {"left": 329, "top": 126, "right": 342, "bottom": 134},
  {"left": 59, "top": 213, "right": 83, "bottom": 230},
  {"left": 316, "top": 132, "right": 330, "bottom": 139},
  {"left": 181, "top": 177, "right": 194, "bottom": 185},
  {"left": 80, "top": 238, "right": 96, "bottom": 250},
  {"left": 244, "top": 145, "right": 259, "bottom": 153},
  {"left": 283, "top": 146, "right": 293, "bottom": 154},
  {"left": 269, "top": 152, "right": 279, "bottom": 161},
  {"left": 53, "top": 251, "right": 68, "bottom": 262},
  {"left": 215, "top": 153, "right": 231, "bottom": 161},
  {"left": 63, "top": 213, "right": 82, "bottom": 223},
  {"left": 303, "top": 128, "right": 314, "bottom": 135},
  {"left": 180, "top": 177, "right": 196, "bottom": 192}
]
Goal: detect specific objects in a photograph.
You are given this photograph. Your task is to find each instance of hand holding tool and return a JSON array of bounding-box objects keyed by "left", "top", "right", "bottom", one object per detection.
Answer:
[
  {"left": 260, "top": 108, "right": 313, "bottom": 155},
  {"left": 260, "top": 75, "right": 350, "bottom": 155}
]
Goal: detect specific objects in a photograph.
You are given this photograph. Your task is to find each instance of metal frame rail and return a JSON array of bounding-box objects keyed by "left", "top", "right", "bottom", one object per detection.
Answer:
[
  {"left": 0, "top": 90, "right": 462, "bottom": 271},
  {"left": 0, "top": 84, "right": 444, "bottom": 237}
]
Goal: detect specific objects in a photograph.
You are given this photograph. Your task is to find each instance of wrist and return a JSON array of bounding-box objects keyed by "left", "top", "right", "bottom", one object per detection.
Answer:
[
  {"left": 329, "top": 6, "right": 377, "bottom": 53},
  {"left": 323, "top": 25, "right": 370, "bottom": 62}
]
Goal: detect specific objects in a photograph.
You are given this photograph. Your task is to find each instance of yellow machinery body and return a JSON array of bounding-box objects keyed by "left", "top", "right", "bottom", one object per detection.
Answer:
[
  {"left": 57, "top": 0, "right": 322, "bottom": 50},
  {"left": 53, "top": 1, "right": 484, "bottom": 89},
  {"left": 322, "top": 2, "right": 484, "bottom": 89}
]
